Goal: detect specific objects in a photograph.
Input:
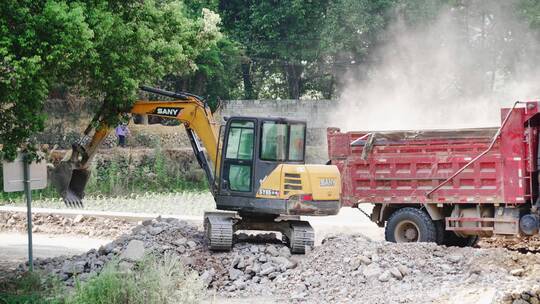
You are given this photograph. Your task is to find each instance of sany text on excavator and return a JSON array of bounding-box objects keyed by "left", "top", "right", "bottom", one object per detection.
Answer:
[{"left": 50, "top": 86, "right": 341, "bottom": 253}]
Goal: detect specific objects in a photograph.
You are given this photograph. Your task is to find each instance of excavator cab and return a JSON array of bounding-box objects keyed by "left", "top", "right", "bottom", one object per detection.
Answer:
[{"left": 215, "top": 117, "right": 339, "bottom": 216}]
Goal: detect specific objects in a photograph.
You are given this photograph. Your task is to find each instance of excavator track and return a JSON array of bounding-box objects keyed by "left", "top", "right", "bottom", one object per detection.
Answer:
[
  {"left": 204, "top": 213, "right": 234, "bottom": 251},
  {"left": 288, "top": 221, "right": 315, "bottom": 254}
]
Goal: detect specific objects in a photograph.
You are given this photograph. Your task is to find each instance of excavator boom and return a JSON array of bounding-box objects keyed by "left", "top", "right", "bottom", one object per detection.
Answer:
[{"left": 50, "top": 86, "right": 220, "bottom": 207}]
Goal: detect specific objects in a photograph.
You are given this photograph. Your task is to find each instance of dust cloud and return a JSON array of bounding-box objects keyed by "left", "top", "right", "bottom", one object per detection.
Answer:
[{"left": 335, "top": 2, "right": 540, "bottom": 132}]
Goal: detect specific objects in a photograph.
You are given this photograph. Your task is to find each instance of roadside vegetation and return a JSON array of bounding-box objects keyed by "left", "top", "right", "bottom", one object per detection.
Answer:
[
  {"left": 0, "top": 147, "right": 207, "bottom": 203},
  {"left": 0, "top": 254, "right": 205, "bottom": 304}
]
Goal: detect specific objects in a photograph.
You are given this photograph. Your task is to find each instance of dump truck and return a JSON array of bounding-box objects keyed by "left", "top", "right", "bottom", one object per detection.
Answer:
[
  {"left": 327, "top": 101, "right": 540, "bottom": 246},
  {"left": 50, "top": 86, "right": 341, "bottom": 253}
]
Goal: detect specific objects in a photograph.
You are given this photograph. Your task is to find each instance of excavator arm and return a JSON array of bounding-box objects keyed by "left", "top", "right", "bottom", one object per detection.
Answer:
[{"left": 50, "top": 86, "right": 220, "bottom": 207}]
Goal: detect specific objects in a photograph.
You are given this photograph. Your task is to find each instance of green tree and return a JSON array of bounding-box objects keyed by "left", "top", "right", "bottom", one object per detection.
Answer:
[
  {"left": 0, "top": 0, "right": 222, "bottom": 160},
  {"left": 220, "top": 0, "right": 330, "bottom": 99}
]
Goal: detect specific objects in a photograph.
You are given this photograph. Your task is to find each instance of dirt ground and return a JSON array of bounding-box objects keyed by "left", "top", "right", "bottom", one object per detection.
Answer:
[{"left": 1, "top": 205, "right": 539, "bottom": 303}]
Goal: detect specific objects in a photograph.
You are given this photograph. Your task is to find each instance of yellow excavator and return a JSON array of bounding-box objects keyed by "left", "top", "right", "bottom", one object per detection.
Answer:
[{"left": 50, "top": 86, "right": 341, "bottom": 253}]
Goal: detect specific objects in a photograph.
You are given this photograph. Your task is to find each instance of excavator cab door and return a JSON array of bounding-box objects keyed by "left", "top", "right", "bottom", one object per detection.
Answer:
[{"left": 220, "top": 119, "right": 256, "bottom": 196}]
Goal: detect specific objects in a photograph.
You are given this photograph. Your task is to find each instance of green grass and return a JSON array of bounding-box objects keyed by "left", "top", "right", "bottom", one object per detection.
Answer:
[
  {"left": 0, "top": 271, "right": 64, "bottom": 304},
  {"left": 1, "top": 254, "right": 205, "bottom": 304},
  {"left": 0, "top": 148, "right": 207, "bottom": 202}
]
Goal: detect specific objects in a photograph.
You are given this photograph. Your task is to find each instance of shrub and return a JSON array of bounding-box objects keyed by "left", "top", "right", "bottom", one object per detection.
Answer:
[
  {"left": 67, "top": 254, "right": 205, "bottom": 304},
  {"left": 0, "top": 271, "right": 65, "bottom": 304}
]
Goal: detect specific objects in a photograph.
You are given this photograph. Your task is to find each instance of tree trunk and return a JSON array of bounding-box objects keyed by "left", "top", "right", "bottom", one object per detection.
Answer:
[
  {"left": 285, "top": 63, "right": 303, "bottom": 99},
  {"left": 241, "top": 62, "right": 255, "bottom": 99}
]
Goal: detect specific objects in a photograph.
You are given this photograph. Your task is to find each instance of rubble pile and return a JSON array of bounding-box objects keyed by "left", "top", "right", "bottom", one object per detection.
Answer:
[
  {"left": 272, "top": 234, "right": 540, "bottom": 303},
  {"left": 501, "top": 287, "right": 540, "bottom": 304},
  {"left": 0, "top": 212, "right": 133, "bottom": 238},
  {"left": 20, "top": 217, "right": 298, "bottom": 293},
  {"left": 480, "top": 236, "right": 540, "bottom": 254},
  {"left": 11, "top": 216, "right": 540, "bottom": 303}
]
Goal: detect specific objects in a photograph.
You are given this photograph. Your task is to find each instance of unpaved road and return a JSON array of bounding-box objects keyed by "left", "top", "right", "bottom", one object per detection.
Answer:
[
  {"left": 0, "top": 233, "right": 110, "bottom": 271},
  {"left": 0, "top": 207, "right": 383, "bottom": 304},
  {"left": 0, "top": 207, "right": 382, "bottom": 263}
]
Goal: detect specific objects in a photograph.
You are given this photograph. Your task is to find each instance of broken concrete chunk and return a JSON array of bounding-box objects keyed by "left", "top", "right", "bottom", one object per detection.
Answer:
[{"left": 120, "top": 240, "right": 145, "bottom": 262}]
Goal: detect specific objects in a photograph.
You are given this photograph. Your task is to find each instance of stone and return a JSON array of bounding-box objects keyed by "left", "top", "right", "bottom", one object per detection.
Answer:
[
  {"left": 397, "top": 265, "right": 410, "bottom": 276},
  {"left": 231, "top": 255, "right": 241, "bottom": 268},
  {"left": 174, "top": 238, "right": 187, "bottom": 246},
  {"left": 260, "top": 264, "right": 276, "bottom": 276},
  {"left": 279, "top": 247, "right": 291, "bottom": 257},
  {"left": 291, "top": 292, "right": 307, "bottom": 300},
  {"left": 229, "top": 268, "right": 244, "bottom": 280},
  {"left": 250, "top": 245, "right": 259, "bottom": 253},
  {"left": 266, "top": 245, "right": 279, "bottom": 257},
  {"left": 389, "top": 267, "right": 403, "bottom": 280},
  {"left": 237, "top": 258, "right": 246, "bottom": 269},
  {"left": 120, "top": 240, "right": 145, "bottom": 262},
  {"left": 97, "top": 243, "right": 114, "bottom": 256},
  {"left": 176, "top": 245, "right": 186, "bottom": 254},
  {"left": 252, "top": 263, "right": 261, "bottom": 274},
  {"left": 271, "top": 256, "right": 297, "bottom": 269},
  {"left": 186, "top": 240, "right": 197, "bottom": 249},
  {"left": 62, "top": 261, "right": 86, "bottom": 275},
  {"left": 363, "top": 263, "right": 382, "bottom": 279},
  {"left": 378, "top": 271, "right": 391, "bottom": 282},
  {"left": 252, "top": 276, "right": 261, "bottom": 283},
  {"left": 73, "top": 215, "right": 84, "bottom": 223},
  {"left": 358, "top": 255, "right": 372, "bottom": 265},
  {"left": 448, "top": 255, "right": 462, "bottom": 263},
  {"left": 148, "top": 226, "right": 164, "bottom": 235},
  {"left": 142, "top": 219, "right": 153, "bottom": 226},
  {"left": 200, "top": 269, "right": 215, "bottom": 287},
  {"left": 268, "top": 271, "right": 279, "bottom": 279},
  {"left": 510, "top": 269, "right": 525, "bottom": 277},
  {"left": 233, "top": 279, "right": 247, "bottom": 290},
  {"left": 512, "top": 299, "right": 529, "bottom": 304}
]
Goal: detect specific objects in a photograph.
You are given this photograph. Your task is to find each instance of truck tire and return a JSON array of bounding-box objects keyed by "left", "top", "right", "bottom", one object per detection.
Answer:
[
  {"left": 434, "top": 220, "right": 445, "bottom": 245},
  {"left": 385, "top": 208, "right": 437, "bottom": 243},
  {"left": 442, "top": 231, "right": 479, "bottom": 247}
]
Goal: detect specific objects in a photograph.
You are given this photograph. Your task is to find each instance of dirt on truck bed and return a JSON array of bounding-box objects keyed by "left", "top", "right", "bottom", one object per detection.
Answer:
[{"left": 4, "top": 214, "right": 539, "bottom": 304}]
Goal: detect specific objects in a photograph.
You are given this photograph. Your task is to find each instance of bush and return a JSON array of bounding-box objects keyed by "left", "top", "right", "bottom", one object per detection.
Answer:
[
  {"left": 0, "top": 271, "right": 65, "bottom": 304},
  {"left": 68, "top": 254, "right": 205, "bottom": 304}
]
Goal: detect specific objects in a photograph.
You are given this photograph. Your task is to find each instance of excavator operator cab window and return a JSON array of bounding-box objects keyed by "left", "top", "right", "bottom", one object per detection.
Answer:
[
  {"left": 260, "top": 121, "right": 306, "bottom": 163},
  {"left": 224, "top": 120, "right": 255, "bottom": 192}
]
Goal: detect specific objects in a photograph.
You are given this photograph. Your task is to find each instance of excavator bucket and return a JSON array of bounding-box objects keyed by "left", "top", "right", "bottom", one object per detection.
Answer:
[{"left": 49, "top": 159, "right": 90, "bottom": 208}]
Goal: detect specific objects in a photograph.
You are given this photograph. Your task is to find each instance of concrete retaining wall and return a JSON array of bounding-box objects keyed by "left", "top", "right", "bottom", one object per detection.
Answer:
[{"left": 220, "top": 99, "right": 339, "bottom": 163}]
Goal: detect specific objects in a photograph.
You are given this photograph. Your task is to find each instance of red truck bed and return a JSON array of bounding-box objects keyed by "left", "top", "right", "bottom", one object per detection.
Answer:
[{"left": 327, "top": 105, "right": 536, "bottom": 208}]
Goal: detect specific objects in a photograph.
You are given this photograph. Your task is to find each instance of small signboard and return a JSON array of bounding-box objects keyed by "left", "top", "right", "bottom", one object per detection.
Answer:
[{"left": 2, "top": 156, "right": 47, "bottom": 192}]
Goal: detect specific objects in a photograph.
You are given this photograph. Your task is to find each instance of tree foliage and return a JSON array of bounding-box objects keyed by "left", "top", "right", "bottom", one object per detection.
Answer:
[
  {"left": 2, "top": 0, "right": 540, "bottom": 159},
  {"left": 0, "top": 0, "right": 221, "bottom": 159}
]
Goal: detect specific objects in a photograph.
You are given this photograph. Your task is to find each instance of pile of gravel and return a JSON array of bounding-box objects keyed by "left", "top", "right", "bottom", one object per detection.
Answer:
[
  {"left": 501, "top": 287, "right": 540, "bottom": 304},
  {"left": 18, "top": 216, "right": 298, "bottom": 293},
  {"left": 480, "top": 236, "right": 540, "bottom": 254},
  {"left": 0, "top": 212, "right": 133, "bottom": 238},
  {"left": 273, "top": 234, "right": 540, "bottom": 303},
  {"left": 14, "top": 216, "right": 540, "bottom": 303}
]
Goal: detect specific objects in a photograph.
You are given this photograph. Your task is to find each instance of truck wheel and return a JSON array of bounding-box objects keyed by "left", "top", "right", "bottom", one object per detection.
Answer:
[
  {"left": 385, "top": 208, "right": 437, "bottom": 243},
  {"left": 443, "top": 231, "right": 479, "bottom": 247},
  {"left": 434, "top": 220, "right": 445, "bottom": 245}
]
